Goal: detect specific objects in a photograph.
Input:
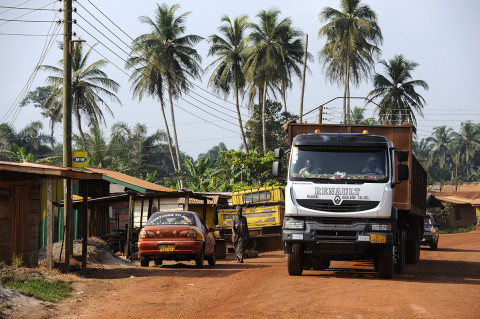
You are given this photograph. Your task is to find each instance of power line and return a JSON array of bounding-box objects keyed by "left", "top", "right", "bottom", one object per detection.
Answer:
[{"left": 0, "top": 1, "right": 57, "bottom": 27}]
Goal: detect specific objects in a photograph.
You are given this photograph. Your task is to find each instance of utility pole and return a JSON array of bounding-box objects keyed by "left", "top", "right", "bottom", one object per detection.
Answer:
[
  {"left": 299, "top": 33, "right": 308, "bottom": 123},
  {"left": 62, "top": 0, "right": 73, "bottom": 273}
]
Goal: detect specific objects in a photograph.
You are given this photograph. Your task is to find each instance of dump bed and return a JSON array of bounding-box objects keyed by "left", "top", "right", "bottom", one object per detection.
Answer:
[{"left": 286, "top": 123, "right": 426, "bottom": 216}]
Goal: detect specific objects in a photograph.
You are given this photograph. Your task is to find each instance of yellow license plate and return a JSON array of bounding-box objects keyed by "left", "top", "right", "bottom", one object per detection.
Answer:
[
  {"left": 249, "top": 230, "right": 260, "bottom": 236},
  {"left": 159, "top": 245, "right": 175, "bottom": 252},
  {"left": 370, "top": 234, "right": 386, "bottom": 243}
]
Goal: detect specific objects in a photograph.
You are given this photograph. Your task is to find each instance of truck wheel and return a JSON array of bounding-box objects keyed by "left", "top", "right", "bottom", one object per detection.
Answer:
[
  {"left": 394, "top": 231, "right": 405, "bottom": 274},
  {"left": 405, "top": 240, "right": 416, "bottom": 264},
  {"left": 140, "top": 256, "right": 149, "bottom": 267},
  {"left": 287, "top": 244, "right": 303, "bottom": 276},
  {"left": 378, "top": 248, "right": 393, "bottom": 279},
  {"left": 312, "top": 256, "right": 330, "bottom": 270}
]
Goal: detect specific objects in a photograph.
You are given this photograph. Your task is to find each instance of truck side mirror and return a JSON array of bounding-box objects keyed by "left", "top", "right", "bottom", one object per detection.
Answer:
[
  {"left": 272, "top": 161, "right": 281, "bottom": 177},
  {"left": 398, "top": 163, "right": 409, "bottom": 181},
  {"left": 273, "top": 148, "right": 284, "bottom": 159},
  {"left": 397, "top": 151, "right": 408, "bottom": 162}
]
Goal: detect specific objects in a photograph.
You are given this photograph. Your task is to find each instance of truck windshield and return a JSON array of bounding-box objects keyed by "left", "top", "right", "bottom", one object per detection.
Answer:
[{"left": 289, "top": 146, "right": 388, "bottom": 182}]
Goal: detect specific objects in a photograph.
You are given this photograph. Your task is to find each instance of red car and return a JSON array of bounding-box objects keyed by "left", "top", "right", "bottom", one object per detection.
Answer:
[{"left": 138, "top": 211, "right": 216, "bottom": 268}]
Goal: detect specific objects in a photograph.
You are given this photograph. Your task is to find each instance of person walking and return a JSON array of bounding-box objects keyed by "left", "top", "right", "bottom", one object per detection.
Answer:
[{"left": 232, "top": 205, "right": 249, "bottom": 263}]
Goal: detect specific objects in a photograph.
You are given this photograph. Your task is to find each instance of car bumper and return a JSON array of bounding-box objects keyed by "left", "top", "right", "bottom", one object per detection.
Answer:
[
  {"left": 420, "top": 235, "right": 437, "bottom": 246},
  {"left": 138, "top": 240, "right": 203, "bottom": 257}
]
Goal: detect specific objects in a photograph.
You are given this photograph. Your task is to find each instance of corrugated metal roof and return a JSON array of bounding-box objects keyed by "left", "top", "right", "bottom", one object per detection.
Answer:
[
  {"left": 0, "top": 161, "right": 102, "bottom": 180},
  {"left": 438, "top": 182, "right": 480, "bottom": 193},
  {"left": 85, "top": 167, "right": 175, "bottom": 193},
  {"left": 178, "top": 192, "right": 231, "bottom": 205},
  {"left": 433, "top": 192, "right": 480, "bottom": 205}
]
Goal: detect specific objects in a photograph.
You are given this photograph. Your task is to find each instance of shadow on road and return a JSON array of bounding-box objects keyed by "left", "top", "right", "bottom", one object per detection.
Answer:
[{"left": 302, "top": 259, "right": 480, "bottom": 285}]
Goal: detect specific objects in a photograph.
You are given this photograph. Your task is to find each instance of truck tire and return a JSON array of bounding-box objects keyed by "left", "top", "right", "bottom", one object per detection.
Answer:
[
  {"left": 312, "top": 256, "right": 330, "bottom": 270},
  {"left": 378, "top": 248, "right": 393, "bottom": 279},
  {"left": 394, "top": 231, "right": 406, "bottom": 274},
  {"left": 405, "top": 240, "right": 416, "bottom": 264},
  {"left": 287, "top": 244, "right": 303, "bottom": 276}
]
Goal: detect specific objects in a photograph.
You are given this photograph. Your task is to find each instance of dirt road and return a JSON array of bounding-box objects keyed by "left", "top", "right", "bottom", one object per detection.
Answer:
[{"left": 37, "top": 231, "right": 480, "bottom": 319}]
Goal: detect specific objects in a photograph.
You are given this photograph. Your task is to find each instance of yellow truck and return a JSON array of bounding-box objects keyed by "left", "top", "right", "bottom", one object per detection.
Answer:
[{"left": 217, "top": 186, "right": 285, "bottom": 251}]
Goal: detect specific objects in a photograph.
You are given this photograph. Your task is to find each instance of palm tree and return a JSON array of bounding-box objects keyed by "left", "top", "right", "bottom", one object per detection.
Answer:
[
  {"left": 367, "top": 55, "right": 428, "bottom": 126},
  {"left": 318, "top": 0, "right": 383, "bottom": 123},
  {"left": 133, "top": 3, "right": 203, "bottom": 174},
  {"left": 207, "top": 15, "right": 250, "bottom": 152},
  {"left": 175, "top": 156, "right": 218, "bottom": 192},
  {"left": 127, "top": 34, "right": 178, "bottom": 170},
  {"left": 39, "top": 42, "right": 121, "bottom": 146},
  {"left": 454, "top": 121, "right": 480, "bottom": 178},
  {"left": 243, "top": 9, "right": 295, "bottom": 154},
  {"left": 425, "top": 126, "right": 455, "bottom": 169}
]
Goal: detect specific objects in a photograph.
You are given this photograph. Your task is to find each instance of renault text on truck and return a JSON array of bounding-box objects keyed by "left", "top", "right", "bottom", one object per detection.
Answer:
[{"left": 273, "top": 123, "right": 427, "bottom": 278}]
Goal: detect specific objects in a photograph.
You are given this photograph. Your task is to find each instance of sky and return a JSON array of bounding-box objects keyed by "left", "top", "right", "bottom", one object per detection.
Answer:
[{"left": 1, "top": 0, "right": 479, "bottom": 160}]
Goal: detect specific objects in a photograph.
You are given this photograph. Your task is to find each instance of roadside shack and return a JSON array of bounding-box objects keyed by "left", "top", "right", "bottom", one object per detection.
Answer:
[{"left": 0, "top": 161, "right": 102, "bottom": 269}]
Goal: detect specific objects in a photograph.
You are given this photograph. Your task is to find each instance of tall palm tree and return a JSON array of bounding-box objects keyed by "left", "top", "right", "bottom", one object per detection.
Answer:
[
  {"left": 454, "top": 121, "right": 480, "bottom": 178},
  {"left": 367, "top": 55, "right": 428, "bottom": 126},
  {"left": 425, "top": 126, "right": 455, "bottom": 169},
  {"left": 134, "top": 3, "right": 203, "bottom": 174},
  {"left": 243, "top": 9, "right": 294, "bottom": 154},
  {"left": 127, "top": 35, "right": 177, "bottom": 170},
  {"left": 318, "top": 0, "right": 383, "bottom": 123},
  {"left": 207, "top": 15, "right": 250, "bottom": 152},
  {"left": 39, "top": 42, "right": 121, "bottom": 146}
]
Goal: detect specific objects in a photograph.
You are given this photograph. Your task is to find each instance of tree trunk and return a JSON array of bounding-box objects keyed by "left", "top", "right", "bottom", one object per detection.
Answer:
[
  {"left": 282, "top": 82, "right": 287, "bottom": 114},
  {"left": 262, "top": 82, "right": 267, "bottom": 155},
  {"left": 158, "top": 94, "right": 177, "bottom": 171},
  {"left": 343, "top": 62, "right": 350, "bottom": 124},
  {"left": 235, "top": 84, "right": 249, "bottom": 153},
  {"left": 167, "top": 82, "right": 183, "bottom": 189}
]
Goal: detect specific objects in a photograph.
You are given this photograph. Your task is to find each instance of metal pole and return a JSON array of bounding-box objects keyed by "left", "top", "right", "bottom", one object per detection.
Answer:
[
  {"left": 299, "top": 33, "right": 308, "bottom": 123},
  {"left": 62, "top": 0, "right": 73, "bottom": 272}
]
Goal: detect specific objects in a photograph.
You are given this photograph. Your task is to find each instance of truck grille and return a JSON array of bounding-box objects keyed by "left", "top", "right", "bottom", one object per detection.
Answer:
[{"left": 296, "top": 199, "right": 379, "bottom": 212}]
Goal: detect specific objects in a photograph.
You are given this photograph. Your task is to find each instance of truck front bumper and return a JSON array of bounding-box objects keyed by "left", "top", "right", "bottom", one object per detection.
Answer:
[{"left": 283, "top": 220, "right": 394, "bottom": 257}]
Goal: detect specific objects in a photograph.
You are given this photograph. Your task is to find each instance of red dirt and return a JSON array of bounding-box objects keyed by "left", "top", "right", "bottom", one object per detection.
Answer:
[{"left": 19, "top": 231, "right": 480, "bottom": 319}]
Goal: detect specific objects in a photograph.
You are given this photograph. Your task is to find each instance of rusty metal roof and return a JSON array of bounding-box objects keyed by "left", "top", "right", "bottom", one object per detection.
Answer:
[
  {"left": 85, "top": 167, "right": 175, "bottom": 193},
  {"left": 0, "top": 161, "right": 102, "bottom": 180},
  {"left": 429, "top": 182, "right": 480, "bottom": 205}
]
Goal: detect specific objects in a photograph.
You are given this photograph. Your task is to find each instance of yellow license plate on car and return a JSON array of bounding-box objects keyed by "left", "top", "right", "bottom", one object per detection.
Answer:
[
  {"left": 159, "top": 245, "right": 175, "bottom": 252},
  {"left": 249, "top": 230, "right": 260, "bottom": 236},
  {"left": 370, "top": 234, "right": 386, "bottom": 243}
]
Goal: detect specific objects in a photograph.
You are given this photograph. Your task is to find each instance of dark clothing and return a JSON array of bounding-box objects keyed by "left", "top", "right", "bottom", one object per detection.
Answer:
[{"left": 232, "top": 215, "right": 249, "bottom": 262}]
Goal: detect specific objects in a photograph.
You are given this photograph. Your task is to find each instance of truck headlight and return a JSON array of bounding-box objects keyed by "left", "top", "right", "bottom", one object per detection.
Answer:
[
  {"left": 370, "top": 223, "right": 391, "bottom": 231},
  {"left": 284, "top": 219, "right": 305, "bottom": 230}
]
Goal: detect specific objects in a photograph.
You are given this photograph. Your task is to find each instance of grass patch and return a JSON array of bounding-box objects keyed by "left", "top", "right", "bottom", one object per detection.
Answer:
[
  {"left": 2, "top": 278, "right": 72, "bottom": 303},
  {"left": 439, "top": 224, "right": 476, "bottom": 234}
]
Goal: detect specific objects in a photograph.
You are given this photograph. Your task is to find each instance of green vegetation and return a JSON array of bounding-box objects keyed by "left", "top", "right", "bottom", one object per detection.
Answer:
[{"left": 1, "top": 277, "right": 71, "bottom": 303}]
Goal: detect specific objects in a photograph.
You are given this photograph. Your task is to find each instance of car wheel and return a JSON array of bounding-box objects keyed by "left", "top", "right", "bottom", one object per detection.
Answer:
[
  {"left": 140, "top": 256, "right": 149, "bottom": 267},
  {"left": 154, "top": 259, "right": 163, "bottom": 266},
  {"left": 195, "top": 248, "right": 204, "bottom": 268},
  {"left": 207, "top": 247, "right": 216, "bottom": 266}
]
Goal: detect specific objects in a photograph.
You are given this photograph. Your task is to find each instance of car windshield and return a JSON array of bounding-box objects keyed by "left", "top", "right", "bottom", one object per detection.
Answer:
[
  {"left": 289, "top": 146, "right": 388, "bottom": 182},
  {"left": 146, "top": 212, "right": 195, "bottom": 226}
]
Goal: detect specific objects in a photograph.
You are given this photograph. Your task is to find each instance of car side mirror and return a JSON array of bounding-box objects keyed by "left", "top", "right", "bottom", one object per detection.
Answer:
[
  {"left": 398, "top": 163, "right": 409, "bottom": 181},
  {"left": 273, "top": 147, "right": 284, "bottom": 159},
  {"left": 272, "top": 161, "right": 281, "bottom": 177},
  {"left": 397, "top": 150, "right": 408, "bottom": 162}
]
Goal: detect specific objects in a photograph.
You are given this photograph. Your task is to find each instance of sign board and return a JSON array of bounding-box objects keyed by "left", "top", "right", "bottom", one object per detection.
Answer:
[{"left": 72, "top": 152, "right": 88, "bottom": 168}]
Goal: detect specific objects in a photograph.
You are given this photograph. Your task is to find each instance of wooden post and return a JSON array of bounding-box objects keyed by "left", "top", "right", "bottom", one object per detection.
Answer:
[
  {"left": 64, "top": 179, "right": 72, "bottom": 272},
  {"left": 46, "top": 178, "right": 53, "bottom": 270},
  {"left": 82, "top": 181, "right": 88, "bottom": 270},
  {"left": 124, "top": 194, "right": 133, "bottom": 257}
]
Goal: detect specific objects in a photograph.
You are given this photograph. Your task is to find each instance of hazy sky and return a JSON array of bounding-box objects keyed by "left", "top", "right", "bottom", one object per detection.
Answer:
[{"left": 1, "top": 0, "right": 479, "bottom": 159}]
